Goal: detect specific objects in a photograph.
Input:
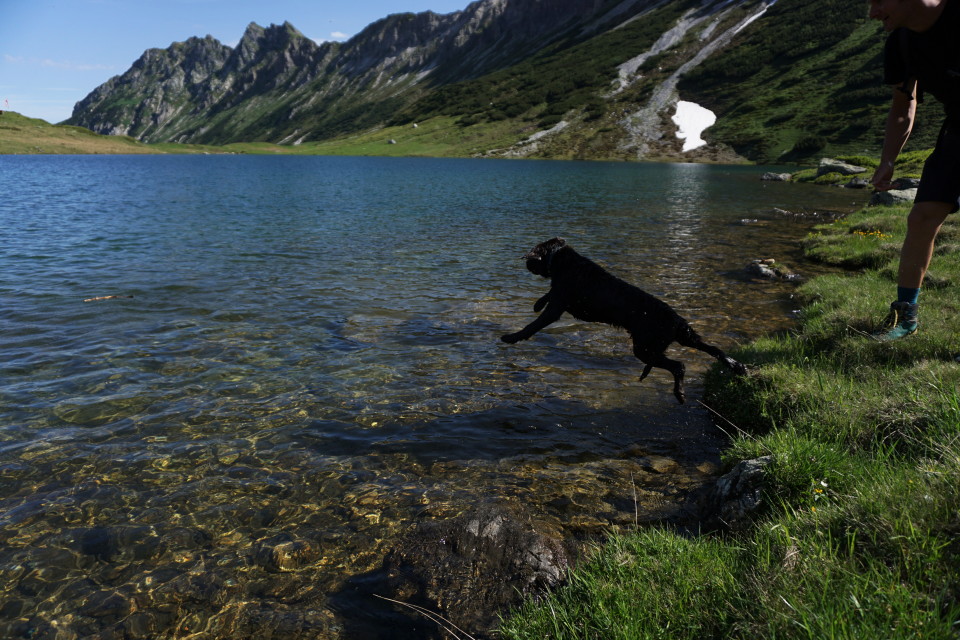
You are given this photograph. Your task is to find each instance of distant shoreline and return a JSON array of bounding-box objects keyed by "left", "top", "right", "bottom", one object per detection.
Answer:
[{"left": 0, "top": 111, "right": 753, "bottom": 164}]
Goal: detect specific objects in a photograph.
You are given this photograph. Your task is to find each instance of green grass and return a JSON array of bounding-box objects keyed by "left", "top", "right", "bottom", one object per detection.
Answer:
[
  {"left": 499, "top": 530, "right": 741, "bottom": 640},
  {"left": 501, "top": 203, "right": 960, "bottom": 638},
  {"left": 298, "top": 116, "right": 538, "bottom": 157},
  {"left": 0, "top": 112, "right": 160, "bottom": 154},
  {"left": 0, "top": 110, "right": 546, "bottom": 159}
]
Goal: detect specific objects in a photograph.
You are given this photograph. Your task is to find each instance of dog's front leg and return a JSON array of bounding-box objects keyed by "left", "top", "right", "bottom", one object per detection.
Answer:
[
  {"left": 501, "top": 303, "right": 565, "bottom": 344},
  {"left": 533, "top": 292, "right": 551, "bottom": 313}
]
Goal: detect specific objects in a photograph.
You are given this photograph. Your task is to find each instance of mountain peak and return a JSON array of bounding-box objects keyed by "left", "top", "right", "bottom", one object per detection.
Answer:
[{"left": 234, "top": 21, "right": 311, "bottom": 60}]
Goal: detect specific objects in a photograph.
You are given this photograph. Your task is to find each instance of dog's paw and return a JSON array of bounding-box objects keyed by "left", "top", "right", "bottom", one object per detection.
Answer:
[{"left": 501, "top": 333, "right": 522, "bottom": 344}]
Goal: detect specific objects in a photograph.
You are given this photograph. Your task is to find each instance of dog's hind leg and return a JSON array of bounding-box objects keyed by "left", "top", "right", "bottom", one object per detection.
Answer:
[
  {"left": 633, "top": 345, "right": 686, "bottom": 404},
  {"left": 676, "top": 325, "right": 747, "bottom": 375}
]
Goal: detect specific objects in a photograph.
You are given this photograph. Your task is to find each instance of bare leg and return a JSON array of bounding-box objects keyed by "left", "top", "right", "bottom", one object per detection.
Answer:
[{"left": 898, "top": 201, "right": 952, "bottom": 288}]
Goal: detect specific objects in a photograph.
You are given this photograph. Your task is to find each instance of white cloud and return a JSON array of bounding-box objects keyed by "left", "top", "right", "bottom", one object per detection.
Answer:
[
  {"left": 45, "top": 59, "right": 114, "bottom": 71},
  {"left": 3, "top": 54, "right": 112, "bottom": 72},
  {"left": 313, "top": 32, "right": 350, "bottom": 45}
]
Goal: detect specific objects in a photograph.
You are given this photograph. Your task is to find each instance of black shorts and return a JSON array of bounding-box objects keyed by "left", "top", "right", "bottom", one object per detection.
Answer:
[{"left": 917, "top": 117, "right": 960, "bottom": 213}]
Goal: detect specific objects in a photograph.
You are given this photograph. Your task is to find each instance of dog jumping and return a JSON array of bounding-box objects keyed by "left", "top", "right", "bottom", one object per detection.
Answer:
[{"left": 501, "top": 237, "right": 747, "bottom": 404}]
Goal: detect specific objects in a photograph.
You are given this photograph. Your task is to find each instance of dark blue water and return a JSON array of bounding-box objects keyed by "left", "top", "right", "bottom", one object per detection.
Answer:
[{"left": 0, "top": 155, "right": 866, "bottom": 637}]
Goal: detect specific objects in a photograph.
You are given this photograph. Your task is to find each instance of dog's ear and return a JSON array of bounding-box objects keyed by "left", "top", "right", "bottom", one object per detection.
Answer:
[
  {"left": 540, "top": 237, "right": 565, "bottom": 253},
  {"left": 524, "top": 237, "right": 566, "bottom": 261}
]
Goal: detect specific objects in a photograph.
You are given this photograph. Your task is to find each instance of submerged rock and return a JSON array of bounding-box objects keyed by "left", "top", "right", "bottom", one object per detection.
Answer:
[
  {"left": 844, "top": 177, "right": 870, "bottom": 189},
  {"left": 639, "top": 455, "right": 678, "bottom": 474},
  {"left": 745, "top": 259, "right": 802, "bottom": 282},
  {"left": 760, "top": 172, "right": 791, "bottom": 181},
  {"left": 378, "top": 505, "right": 569, "bottom": 635},
  {"left": 253, "top": 534, "right": 321, "bottom": 573}
]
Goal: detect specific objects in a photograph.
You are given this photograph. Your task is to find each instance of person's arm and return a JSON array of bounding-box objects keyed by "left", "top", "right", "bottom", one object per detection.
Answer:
[{"left": 871, "top": 79, "right": 917, "bottom": 191}]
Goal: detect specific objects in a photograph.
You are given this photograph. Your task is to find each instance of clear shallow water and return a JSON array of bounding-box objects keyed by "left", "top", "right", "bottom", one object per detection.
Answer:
[{"left": 0, "top": 155, "right": 865, "bottom": 638}]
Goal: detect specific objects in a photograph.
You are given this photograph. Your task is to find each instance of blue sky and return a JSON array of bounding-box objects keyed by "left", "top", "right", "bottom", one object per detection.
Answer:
[{"left": 1, "top": 0, "right": 472, "bottom": 124}]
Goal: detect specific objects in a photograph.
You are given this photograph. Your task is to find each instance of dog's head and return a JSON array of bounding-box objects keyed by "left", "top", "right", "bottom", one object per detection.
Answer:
[{"left": 523, "top": 237, "right": 566, "bottom": 277}]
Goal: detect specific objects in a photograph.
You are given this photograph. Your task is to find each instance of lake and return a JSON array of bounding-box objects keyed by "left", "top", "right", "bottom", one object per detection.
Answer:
[{"left": 0, "top": 155, "right": 866, "bottom": 638}]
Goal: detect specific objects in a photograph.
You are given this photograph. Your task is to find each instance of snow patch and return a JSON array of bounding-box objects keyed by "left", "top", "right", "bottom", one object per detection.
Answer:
[{"left": 671, "top": 101, "right": 716, "bottom": 152}]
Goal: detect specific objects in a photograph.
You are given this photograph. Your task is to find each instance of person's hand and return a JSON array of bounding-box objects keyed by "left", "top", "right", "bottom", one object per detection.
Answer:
[{"left": 871, "top": 160, "right": 895, "bottom": 191}]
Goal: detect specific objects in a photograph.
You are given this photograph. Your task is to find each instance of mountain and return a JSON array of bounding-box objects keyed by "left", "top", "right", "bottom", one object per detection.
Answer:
[{"left": 65, "top": 0, "right": 943, "bottom": 162}]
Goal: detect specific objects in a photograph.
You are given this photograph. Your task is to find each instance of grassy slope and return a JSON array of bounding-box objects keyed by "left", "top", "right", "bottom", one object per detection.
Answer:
[
  {"left": 0, "top": 109, "right": 546, "bottom": 159},
  {"left": 0, "top": 109, "right": 575, "bottom": 160},
  {"left": 0, "top": 112, "right": 162, "bottom": 154},
  {"left": 501, "top": 201, "right": 960, "bottom": 637},
  {"left": 0, "top": 112, "right": 263, "bottom": 155},
  {"left": 285, "top": 0, "right": 930, "bottom": 163},
  {"left": 306, "top": 0, "right": 915, "bottom": 164},
  {"left": 680, "top": 0, "right": 946, "bottom": 163},
  {"left": 0, "top": 112, "right": 320, "bottom": 156}
]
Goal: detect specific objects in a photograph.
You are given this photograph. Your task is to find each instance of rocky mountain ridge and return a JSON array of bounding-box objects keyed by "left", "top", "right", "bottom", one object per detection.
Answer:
[
  {"left": 69, "top": 0, "right": 680, "bottom": 146},
  {"left": 67, "top": 0, "right": 901, "bottom": 162}
]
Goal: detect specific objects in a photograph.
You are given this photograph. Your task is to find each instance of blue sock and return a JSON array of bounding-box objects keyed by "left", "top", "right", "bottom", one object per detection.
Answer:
[{"left": 897, "top": 286, "right": 921, "bottom": 305}]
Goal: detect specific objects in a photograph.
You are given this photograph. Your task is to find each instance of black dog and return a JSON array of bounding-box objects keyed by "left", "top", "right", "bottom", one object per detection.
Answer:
[{"left": 501, "top": 237, "right": 747, "bottom": 403}]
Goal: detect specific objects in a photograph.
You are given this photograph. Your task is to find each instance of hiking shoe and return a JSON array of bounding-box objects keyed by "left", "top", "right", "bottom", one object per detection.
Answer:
[{"left": 874, "top": 301, "right": 918, "bottom": 342}]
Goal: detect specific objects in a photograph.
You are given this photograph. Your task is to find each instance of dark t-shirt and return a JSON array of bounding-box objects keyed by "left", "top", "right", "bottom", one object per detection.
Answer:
[{"left": 884, "top": 0, "right": 960, "bottom": 111}]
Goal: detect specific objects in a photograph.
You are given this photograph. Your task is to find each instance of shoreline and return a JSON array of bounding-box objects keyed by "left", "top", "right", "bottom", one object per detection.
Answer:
[{"left": 0, "top": 110, "right": 755, "bottom": 164}]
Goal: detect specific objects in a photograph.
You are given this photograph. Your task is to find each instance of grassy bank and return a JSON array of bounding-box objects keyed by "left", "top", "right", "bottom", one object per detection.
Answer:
[
  {"left": 500, "top": 202, "right": 960, "bottom": 638},
  {"left": 0, "top": 112, "right": 248, "bottom": 155},
  {"left": 0, "top": 110, "right": 560, "bottom": 158},
  {"left": 0, "top": 112, "right": 161, "bottom": 154}
]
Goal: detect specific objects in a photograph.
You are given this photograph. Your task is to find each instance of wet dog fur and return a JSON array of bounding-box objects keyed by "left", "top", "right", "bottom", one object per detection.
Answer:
[{"left": 501, "top": 237, "right": 747, "bottom": 403}]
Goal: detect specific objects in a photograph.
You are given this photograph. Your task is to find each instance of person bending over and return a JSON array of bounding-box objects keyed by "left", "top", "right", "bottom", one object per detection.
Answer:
[{"left": 868, "top": 0, "right": 959, "bottom": 340}]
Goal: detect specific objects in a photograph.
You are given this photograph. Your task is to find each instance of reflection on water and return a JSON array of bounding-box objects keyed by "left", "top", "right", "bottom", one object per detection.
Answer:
[{"left": 0, "top": 156, "right": 865, "bottom": 638}]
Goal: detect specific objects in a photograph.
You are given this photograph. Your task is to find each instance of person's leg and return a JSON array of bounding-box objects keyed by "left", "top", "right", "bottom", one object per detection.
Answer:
[
  {"left": 875, "top": 117, "right": 959, "bottom": 341},
  {"left": 897, "top": 200, "right": 952, "bottom": 288},
  {"left": 876, "top": 200, "right": 952, "bottom": 341}
]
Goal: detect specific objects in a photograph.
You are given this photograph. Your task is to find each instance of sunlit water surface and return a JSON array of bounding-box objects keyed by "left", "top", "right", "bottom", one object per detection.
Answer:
[{"left": 0, "top": 155, "right": 866, "bottom": 638}]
